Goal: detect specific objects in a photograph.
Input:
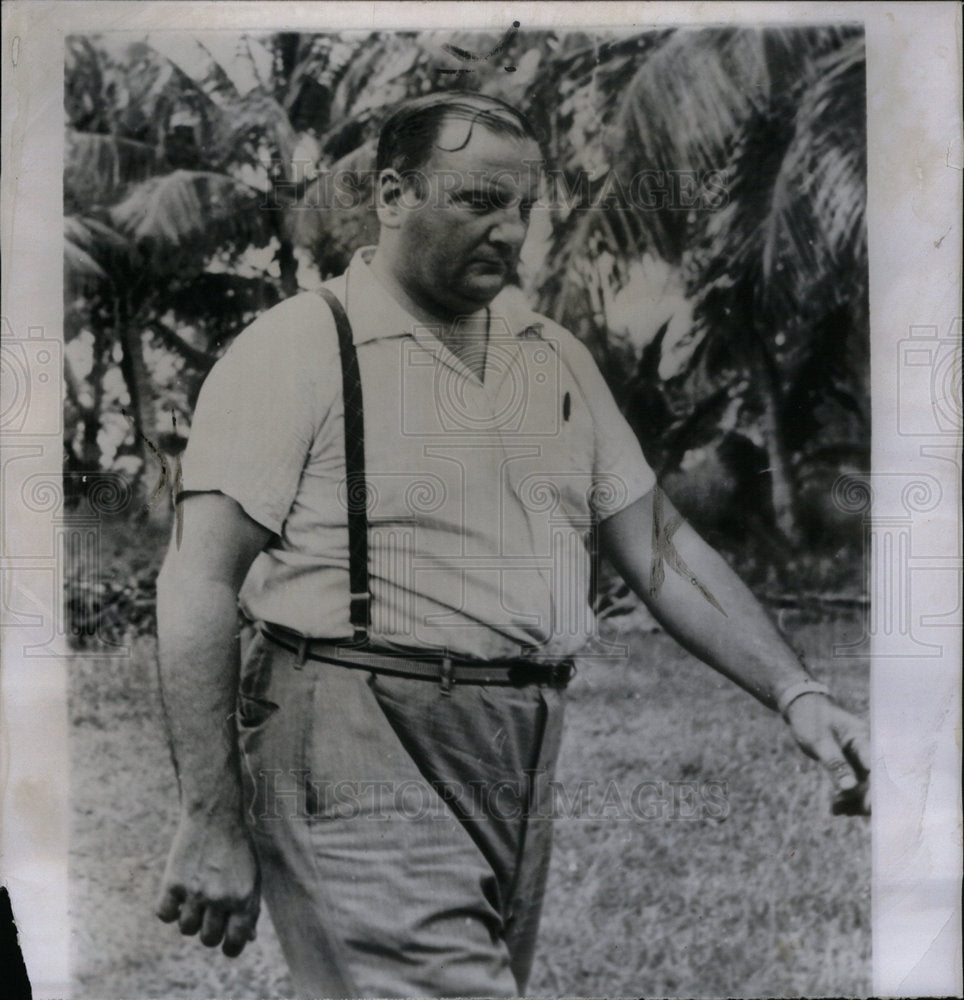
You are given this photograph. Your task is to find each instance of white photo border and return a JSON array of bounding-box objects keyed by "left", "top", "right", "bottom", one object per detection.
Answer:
[{"left": 1, "top": 2, "right": 960, "bottom": 997}]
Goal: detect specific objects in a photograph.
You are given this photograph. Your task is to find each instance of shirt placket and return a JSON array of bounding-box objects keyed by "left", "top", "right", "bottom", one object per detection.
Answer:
[{"left": 487, "top": 335, "right": 559, "bottom": 649}]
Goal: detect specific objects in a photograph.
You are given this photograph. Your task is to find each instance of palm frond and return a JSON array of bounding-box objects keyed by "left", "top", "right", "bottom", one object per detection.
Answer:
[
  {"left": 608, "top": 28, "right": 772, "bottom": 178},
  {"left": 330, "top": 33, "right": 414, "bottom": 124},
  {"left": 596, "top": 26, "right": 861, "bottom": 264},
  {"left": 64, "top": 214, "right": 132, "bottom": 292},
  {"left": 207, "top": 90, "right": 299, "bottom": 175},
  {"left": 761, "top": 36, "right": 867, "bottom": 313},
  {"left": 145, "top": 33, "right": 297, "bottom": 173},
  {"left": 292, "top": 139, "right": 379, "bottom": 274},
  {"left": 64, "top": 239, "right": 106, "bottom": 281},
  {"left": 146, "top": 33, "right": 237, "bottom": 109},
  {"left": 110, "top": 170, "right": 269, "bottom": 258},
  {"left": 145, "top": 318, "right": 219, "bottom": 371},
  {"left": 196, "top": 33, "right": 275, "bottom": 97},
  {"left": 65, "top": 130, "right": 162, "bottom": 207},
  {"left": 697, "top": 106, "right": 796, "bottom": 302}
]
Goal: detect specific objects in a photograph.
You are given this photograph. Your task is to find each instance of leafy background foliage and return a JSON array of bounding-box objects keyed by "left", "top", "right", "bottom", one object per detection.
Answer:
[{"left": 64, "top": 26, "right": 869, "bottom": 629}]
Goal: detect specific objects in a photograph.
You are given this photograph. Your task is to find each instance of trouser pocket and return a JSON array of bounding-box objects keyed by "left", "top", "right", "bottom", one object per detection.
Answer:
[{"left": 237, "top": 630, "right": 280, "bottom": 732}]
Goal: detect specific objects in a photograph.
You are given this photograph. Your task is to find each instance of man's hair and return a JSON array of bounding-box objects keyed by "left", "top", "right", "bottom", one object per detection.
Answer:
[{"left": 375, "top": 91, "right": 542, "bottom": 177}]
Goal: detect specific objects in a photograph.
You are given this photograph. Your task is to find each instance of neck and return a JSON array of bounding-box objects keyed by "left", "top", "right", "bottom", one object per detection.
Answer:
[
  {"left": 368, "top": 250, "right": 490, "bottom": 379},
  {"left": 369, "top": 248, "right": 491, "bottom": 339}
]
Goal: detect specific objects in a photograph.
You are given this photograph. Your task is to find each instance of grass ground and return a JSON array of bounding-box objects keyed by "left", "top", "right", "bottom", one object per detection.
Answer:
[{"left": 69, "top": 609, "right": 869, "bottom": 998}]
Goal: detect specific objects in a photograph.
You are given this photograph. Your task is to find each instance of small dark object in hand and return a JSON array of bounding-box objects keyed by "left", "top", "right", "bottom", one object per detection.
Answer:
[
  {"left": 832, "top": 779, "right": 870, "bottom": 816},
  {"left": 833, "top": 740, "right": 870, "bottom": 815}
]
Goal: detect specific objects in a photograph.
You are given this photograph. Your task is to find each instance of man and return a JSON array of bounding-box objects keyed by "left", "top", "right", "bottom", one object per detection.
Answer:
[{"left": 155, "top": 92, "right": 869, "bottom": 997}]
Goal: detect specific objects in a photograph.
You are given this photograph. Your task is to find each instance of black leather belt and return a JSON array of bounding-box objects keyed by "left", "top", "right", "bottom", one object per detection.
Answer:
[{"left": 259, "top": 624, "right": 575, "bottom": 693}]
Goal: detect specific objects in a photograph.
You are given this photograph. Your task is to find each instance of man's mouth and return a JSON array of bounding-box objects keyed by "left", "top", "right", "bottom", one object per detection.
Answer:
[{"left": 470, "top": 257, "right": 508, "bottom": 272}]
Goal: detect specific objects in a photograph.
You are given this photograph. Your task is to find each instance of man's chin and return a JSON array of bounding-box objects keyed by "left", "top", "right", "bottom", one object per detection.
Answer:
[{"left": 458, "top": 274, "right": 509, "bottom": 306}]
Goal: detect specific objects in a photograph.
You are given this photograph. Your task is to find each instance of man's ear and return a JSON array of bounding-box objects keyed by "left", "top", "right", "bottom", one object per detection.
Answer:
[{"left": 375, "top": 169, "right": 406, "bottom": 228}]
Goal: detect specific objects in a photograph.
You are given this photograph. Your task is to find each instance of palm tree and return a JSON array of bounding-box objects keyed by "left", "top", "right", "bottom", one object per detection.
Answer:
[
  {"left": 64, "top": 34, "right": 284, "bottom": 494},
  {"left": 64, "top": 29, "right": 465, "bottom": 485},
  {"left": 65, "top": 26, "right": 869, "bottom": 558},
  {"left": 532, "top": 26, "right": 869, "bottom": 549}
]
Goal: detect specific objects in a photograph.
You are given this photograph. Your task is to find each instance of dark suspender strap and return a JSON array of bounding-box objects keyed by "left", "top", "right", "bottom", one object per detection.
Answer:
[{"left": 316, "top": 287, "right": 370, "bottom": 645}]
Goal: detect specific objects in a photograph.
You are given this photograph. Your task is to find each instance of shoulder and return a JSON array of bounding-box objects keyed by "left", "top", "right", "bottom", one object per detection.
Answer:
[
  {"left": 490, "top": 286, "right": 598, "bottom": 371},
  {"left": 198, "top": 290, "right": 344, "bottom": 421},
  {"left": 224, "top": 290, "right": 341, "bottom": 366}
]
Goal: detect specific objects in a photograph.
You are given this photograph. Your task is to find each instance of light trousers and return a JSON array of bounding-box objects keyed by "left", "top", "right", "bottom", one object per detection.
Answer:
[{"left": 237, "top": 625, "right": 566, "bottom": 998}]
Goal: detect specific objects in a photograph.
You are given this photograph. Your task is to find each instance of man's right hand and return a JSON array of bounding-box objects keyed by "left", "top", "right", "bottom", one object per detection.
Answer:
[{"left": 156, "top": 813, "right": 261, "bottom": 957}]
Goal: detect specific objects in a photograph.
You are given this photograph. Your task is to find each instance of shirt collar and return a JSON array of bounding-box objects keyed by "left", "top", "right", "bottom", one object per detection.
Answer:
[{"left": 340, "top": 246, "right": 540, "bottom": 347}]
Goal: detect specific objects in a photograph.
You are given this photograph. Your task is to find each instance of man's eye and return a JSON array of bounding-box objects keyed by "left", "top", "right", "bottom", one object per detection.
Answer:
[
  {"left": 456, "top": 192, "right": 532, "bottom": 220},
  {"left": 455, "top": 193, "right": 494, "bottom": 213}
]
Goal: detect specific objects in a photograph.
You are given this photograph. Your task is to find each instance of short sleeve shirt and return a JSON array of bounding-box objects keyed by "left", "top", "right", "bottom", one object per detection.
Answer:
[{"left": 180, "top": 248, "right": 656, "bottom": 659}]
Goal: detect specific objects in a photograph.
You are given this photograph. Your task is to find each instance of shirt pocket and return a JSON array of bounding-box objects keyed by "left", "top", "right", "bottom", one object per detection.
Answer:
[{"left": 508, "top": 365, "right": 598, "bottom": 530}]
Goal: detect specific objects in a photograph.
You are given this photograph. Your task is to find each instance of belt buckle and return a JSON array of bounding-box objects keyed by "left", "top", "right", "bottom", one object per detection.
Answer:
[
  {"left": 505, "top": 658, "right": 575, "bottom": 687},
  {"left": 551, "top": 659, "right": 575, "bottom": 687}
]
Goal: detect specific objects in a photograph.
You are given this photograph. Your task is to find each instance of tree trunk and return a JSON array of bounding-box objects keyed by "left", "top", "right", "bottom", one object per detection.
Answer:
[
  {"left": 277, "top": 236, "right": 299, "bottom": 298},
  {"left": 750, "top": 333, "right": 799, "bottom": 548},
  {"left": 116, "top": 294, "right": 170, "bottom": 522}
]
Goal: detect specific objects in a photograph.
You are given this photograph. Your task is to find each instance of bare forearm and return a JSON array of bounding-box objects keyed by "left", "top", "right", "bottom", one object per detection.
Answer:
[
  {"left": 601, "top": 488, "right": 870, "bottom": 814},
  {"left": 153, "top": 493, "right": 270, "bottom": 954},
  {"left": 156, "top": 560, "right": 245, "bottom": 819},
  {"left": 600, "top": 490, "right": 809, "bottom": 709}
]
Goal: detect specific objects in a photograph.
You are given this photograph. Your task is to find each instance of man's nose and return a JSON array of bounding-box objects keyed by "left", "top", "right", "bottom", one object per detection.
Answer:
[{"left": 487, "top": 206, "right": 528, "bottom": 248}]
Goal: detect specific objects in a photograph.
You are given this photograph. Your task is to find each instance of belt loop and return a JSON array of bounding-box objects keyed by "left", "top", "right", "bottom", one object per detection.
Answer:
[
  {"left": 296, "top": 635, "right": 308, "bottom": 669},
  {"left": 438, "top": 654, "right": 454, "bottom": 696}
]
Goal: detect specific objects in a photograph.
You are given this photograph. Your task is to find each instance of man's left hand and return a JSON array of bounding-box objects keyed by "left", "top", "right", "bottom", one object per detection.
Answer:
[{"left": 785, "top": 694, "right": 871, "bottom": 816}]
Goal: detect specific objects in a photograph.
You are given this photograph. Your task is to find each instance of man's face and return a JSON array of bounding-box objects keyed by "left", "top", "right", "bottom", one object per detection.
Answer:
[{"left": 388, "top": 120, "right": 542, "bottom": 319}]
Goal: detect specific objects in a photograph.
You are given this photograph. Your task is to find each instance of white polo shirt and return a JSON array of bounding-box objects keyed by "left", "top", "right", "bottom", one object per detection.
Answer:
[{"left": 180, "top": 248, "right": 656, "bottom": 659}]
